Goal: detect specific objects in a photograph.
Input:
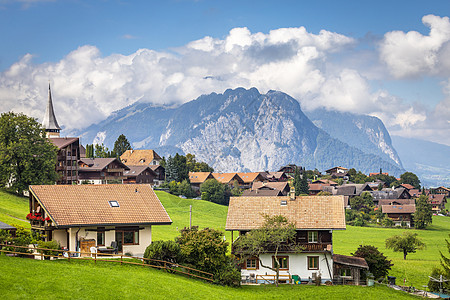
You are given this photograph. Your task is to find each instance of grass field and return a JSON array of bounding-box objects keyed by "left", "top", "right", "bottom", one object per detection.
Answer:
[
  {"left": 0, "top": 255, "right": 418, "bottom": 299},
  {"left": 0, "top": 190, "right": 29, "bottom": 228},
  {"left": 1, "top": 189, "right": 448, "bottom": 292}
]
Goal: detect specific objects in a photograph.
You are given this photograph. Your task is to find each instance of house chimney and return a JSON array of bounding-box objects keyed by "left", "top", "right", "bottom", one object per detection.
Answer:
[
  {"left": 130, "top": 149, "right": 133, "bottom": 154},
  {"left": 289, "top": 187, "right": 296, "bottom": 200}
]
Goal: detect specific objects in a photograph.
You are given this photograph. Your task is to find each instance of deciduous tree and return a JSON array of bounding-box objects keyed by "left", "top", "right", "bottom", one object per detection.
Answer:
[
  {"left": 0, "top": 112, "right": 58, "bottom": 195},
  {"left": 385, "top": 232, "right": 425, "bottom": 260},
  {"left": 414, "top": 194, "right": 433, "bottom": 229},
  {"left": 200, "top": 178, "right": 225, "bottom": 205},
  {"left": 352, "top": 245, "right": 393, "bottom": 280},
  {"left": 400, "top": 172, "right": 421, "bottom": 189}
]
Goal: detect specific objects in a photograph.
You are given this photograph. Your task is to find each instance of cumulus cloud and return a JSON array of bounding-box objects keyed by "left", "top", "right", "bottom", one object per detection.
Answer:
[
  {"left": 0, "top": 21, "right": 448, "bottom": 145},
  {"left": 380, "top": 15, "right": 450, "bottom": 78}
]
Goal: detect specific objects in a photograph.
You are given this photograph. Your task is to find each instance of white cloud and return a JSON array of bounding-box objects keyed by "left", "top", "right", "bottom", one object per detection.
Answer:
[
  {"left": 380, "top": 15, "right": 450, "bottom": 78},
  {"left": 0, "top": 21, "right": 448, "bottom": 145}
]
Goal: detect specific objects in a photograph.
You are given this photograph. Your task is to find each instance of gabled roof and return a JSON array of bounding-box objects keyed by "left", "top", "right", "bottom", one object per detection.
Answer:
[
  {"left": 49, "top": 137, "right": 79, "bottom": 149},
  {"left": 0, "top": 221, "right": 16, "bottom": 230},
  {"left": 120, "top": 150, "right": 161, "bottom": 166},
  {"left": 428, "top": 194, "right": 446, "bottom": 204},
  {"left": 189, "top": 172, "right": 213, "bottom": 184},
  {"left": 400, "top": 184, "right": 415, "bottom": 190},
  {"left": 265, "top": 172, "right": 287, "bottom": 180},
  {"left": 336, "top": 185, "right": 356, "bottom": 196},
  {"left": 29, "top": 184, "right": 172, "bottom": 227},
  {"left": 333, "top": 254, "right": 369, "bottom": 269},
  {"left": 436, "top": 186, "right": 450, "bottom": 192},
  {"left": 236, "top": 172, "right": 265, "bottom": 184},
  {"left": 79, "top": 158, "right": 129, "bottom": 171},
  {"left": 252, "top": 181, "right": 290, "bottom": 192},
  {"left": 382, "top": 204, "right": 416, "bottom": 214},
  {"left": 378, "top": 199, "right": 415, "bottom": 206},
  {"left": 123, "top": 165, "right": 156, "bottom": 177},
  {"left": 241, "top": 189, "right": 283, "bottom": 197},
  {"left": 312, "top": 179, "right": 338, "bottom": 186},
  {"left": 409, "top": 189, "right": 421, "bottom": 197},
  {"left": 149, "top": 165, "right": 164, "bottom": 172},
  {"left": 212, "top": 173, "right": 242, "bottom": 184},
  {"left": 308, "top": 183, "right": 331, "bottom": 192},
  {"left": 325, "top": 166, "right": 348, "bottom": 173},
  {"left": 226, "top": 196, "right": 346, "bottom": 231}
]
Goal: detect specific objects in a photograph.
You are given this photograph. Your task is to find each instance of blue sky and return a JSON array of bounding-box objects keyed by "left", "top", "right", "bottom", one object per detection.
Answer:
[{"left": 0, "top": 0, "right": 449, "bottom": 145}]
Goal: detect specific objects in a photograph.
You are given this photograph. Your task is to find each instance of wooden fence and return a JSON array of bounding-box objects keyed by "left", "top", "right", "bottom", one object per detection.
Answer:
[{"left": 0, "top": 244, "right": 213, "bottom": 282}]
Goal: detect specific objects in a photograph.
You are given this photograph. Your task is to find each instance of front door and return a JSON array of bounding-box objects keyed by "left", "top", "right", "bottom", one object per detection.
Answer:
[{"left": 115, "top": 231, "right": 123, "bottom": 252}]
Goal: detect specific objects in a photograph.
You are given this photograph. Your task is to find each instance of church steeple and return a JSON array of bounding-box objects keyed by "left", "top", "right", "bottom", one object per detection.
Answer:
[{"left": 42, "top": 83, "right": 61, "bottom": 138}]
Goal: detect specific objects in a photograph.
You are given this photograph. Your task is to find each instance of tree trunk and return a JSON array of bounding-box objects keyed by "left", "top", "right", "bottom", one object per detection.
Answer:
[{"left": 403, "top": 250, "right": 407, "bottom": 260}]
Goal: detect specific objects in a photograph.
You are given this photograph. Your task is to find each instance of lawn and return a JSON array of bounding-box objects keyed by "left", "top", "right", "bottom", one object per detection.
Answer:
[
  {"left": 0, "top": 190, "right": 29, "bottom": 228},
  {"left": 0, "top": 255, "right": 418, "bottom": 299}
]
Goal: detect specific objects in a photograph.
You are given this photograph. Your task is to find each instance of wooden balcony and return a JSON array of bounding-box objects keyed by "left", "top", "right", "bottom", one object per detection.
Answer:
[{"left": 107, "top": 168, "right": 125, "bottom": 173}]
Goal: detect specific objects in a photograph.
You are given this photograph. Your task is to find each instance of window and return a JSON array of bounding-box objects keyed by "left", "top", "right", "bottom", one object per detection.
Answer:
[
  {"left": 272, "top": 256, "right": 289, "bottom": 270},
  {"left": 116, "top": 228, "right": 140, "bottom": 250},
  {"left": 308, "top": 231, "right": 318, "bottom": 243},
  {"left": 308, "top": 256, "right": 319, "bottom": 270},
  {"left": 97, "top": 231, "right": 105, "bottom": 246},
  {"left": 246, "top": 257, "right": 258, "bottom": 269},
  {"left": 109, "top": 201, "right": 120, "bottom": 207},
  {"left": 341, "top": 269, "right": 351, "bottom": 277}
]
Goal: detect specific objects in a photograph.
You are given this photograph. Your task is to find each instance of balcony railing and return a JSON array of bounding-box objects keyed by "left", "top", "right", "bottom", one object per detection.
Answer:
[{"left": 106, "top": 168, "right": 125, "bottom": 173}]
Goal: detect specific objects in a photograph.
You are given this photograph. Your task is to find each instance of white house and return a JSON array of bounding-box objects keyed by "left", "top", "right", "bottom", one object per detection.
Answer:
[
  {"left": 28, "top": 184, "right": 172, "bottom": 257},
  {"left": 226, "top": 195, "right": 346, "bottom": 284}
]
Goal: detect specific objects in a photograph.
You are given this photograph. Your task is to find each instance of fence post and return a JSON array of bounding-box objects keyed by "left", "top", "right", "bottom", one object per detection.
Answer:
[
  {"left": 94, "top": 251, "right": 97, "bottom": 264},
  {"left": 120, "top": 255, "right": 123, "bottom": 265}
]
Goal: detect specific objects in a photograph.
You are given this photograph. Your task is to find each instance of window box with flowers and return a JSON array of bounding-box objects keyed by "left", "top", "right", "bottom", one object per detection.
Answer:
[{"left": 26, "top": 213, "right": 45, "bottom": 226}]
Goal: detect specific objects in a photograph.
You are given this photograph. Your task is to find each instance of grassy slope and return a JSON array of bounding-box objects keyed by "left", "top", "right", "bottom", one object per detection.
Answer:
[
  {"left": 0, "top": 190, "right": 29, "bottom": 228},
  {"left": 0, "top": 255, "right": 417, "bottom": 299},
  {"left": 1, "top": 190, "right": 448, "bottom": 289}
]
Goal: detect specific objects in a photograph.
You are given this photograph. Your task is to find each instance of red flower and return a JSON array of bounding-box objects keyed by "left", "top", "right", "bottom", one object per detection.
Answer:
[{"left": 45, "top": 217, "right": 50, "bottom": 221}]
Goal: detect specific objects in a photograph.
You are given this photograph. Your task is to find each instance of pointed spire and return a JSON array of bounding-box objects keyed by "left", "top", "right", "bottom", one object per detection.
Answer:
[{"left": 42, "top": 83, "right": 61, "bottom": 137}]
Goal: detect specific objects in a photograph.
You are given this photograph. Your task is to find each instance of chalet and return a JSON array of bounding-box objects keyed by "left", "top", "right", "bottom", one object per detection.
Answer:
[
  {"left": 28, "top": 184, "right": 171, "bottom": 257},
  {"left": 325, "top": 166, "right": 348, "bottom": 177},
  {"left": 408, "top": 189, "right": 421, "bottom": 198},
  {"left": 434, "top": 186, "right": 450, "bottom": 197},
  {"left": 149, "top": 165, "right": 165, "bottom": 186},
  {"left": 368, "top": 172, "right": 389, "bottom": 177},
  {"left": 428, "top": 194, "right": 447, "bottom": 212},
  {"left": 226, "top": 195, "right": 346, "bottom": 284},
  {"left": 50, "top": 137, "right": 81, "bottom": 185},
  {"left": 378, "top": 199, "right": 415, "bottom": 207},
  {"left": 251, "top": 181, "right": 291, "bottom": 196},
  {"left": 381, "top": 204, "right": 416, "bottom": 227},
  {"left": 237, "top": 172, "right": 266, "bottom": 189},
  {"left": 308, "top": 183, "right": 331, "bottom": 196},
  {"left": 123, "top": 166, "right": 156, "bottom": 185},
  {"left": 262, "top": 172, "right": 288, "bottom": 182},
  {"left": 277, "top": 164, "right": 301, "bottom": 177},
  {"left": 400, "top": 184, "right": 415, "bottom": 191},
  {"left": 78, "top": 158, "right": 129, "bottom": 184},
  {"left": 120, "top": 149, "right": 162, "bottom": 166},
  {"left": 212, "top": 173, "right": 244, "bottom": 187},
  {"left": 312, "top": 179, "right": 338, "bottom": 186},
  {"left": 189, "top": 172, "right": 214, "bottom": 191}
]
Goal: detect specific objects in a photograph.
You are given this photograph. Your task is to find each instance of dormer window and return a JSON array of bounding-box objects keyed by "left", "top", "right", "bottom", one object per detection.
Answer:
[{"left": 109, "top": 201, "right": 119, "bottom": 207}]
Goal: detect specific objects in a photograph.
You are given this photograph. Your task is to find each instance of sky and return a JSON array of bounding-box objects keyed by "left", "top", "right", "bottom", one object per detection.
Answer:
[{"left": 0, "top": 0, "right": 449, "bottom": 146}]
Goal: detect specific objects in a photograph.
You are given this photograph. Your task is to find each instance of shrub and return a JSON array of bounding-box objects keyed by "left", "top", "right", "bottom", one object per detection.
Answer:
[
  {"left": 37, "top": 240, "right": 61, "bottom": 257},
  {"left": 144, "top": 240, "right": 183, "bottom": 266},
  {"left": 352, "top": 245, "right": 393, "bottom": 280},
  {"left": 213, "top": 258, "right": 241, "bottom": 287},
  {"left": 428, "top": 267, "right": 450, "bottom": 292}
]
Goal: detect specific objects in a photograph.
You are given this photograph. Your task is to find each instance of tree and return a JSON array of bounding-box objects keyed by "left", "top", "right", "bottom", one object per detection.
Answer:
[
  {"left": 200, "top": 178, "right": 225, "bottom": 205},
  {"left": 233, "top": 215, "right": 301, "bottom": 286},
  {"left": 85, "top": 144, "right": 94, "bottom": 158},
  {"left": 231, "top": 180, "right": 242, "bottom": 197},
  {"left": 440, "top": 234, "right": 450, "bottom": 280},
  {"left": 352, "top": 245, "right": 393, "bottom": 280},
  {"left": 0, "top": 112, "right": 58, "bottom": 195},
  {"left": 113, "top": 134, "right": 131, "bottom": 158},
  {"left": 385, "top": 232, "right": 425, "bottom": 260},
  {"left": 144, "top": 240, "right": 183, "bottom": 267},
  {"left": 293, "top": 168, "right": 309, "bottom": 195},
  {"left": 173, "top": 153, "right": 189, "bottom": 182},
  {"left": 165, "top": 156, "right": 178, "bottom": 183},
  {"left": 186, "top": 153, "right": 214, "bottom": 172},
  {"left": 400, "top": 172, "right": 421, "bottom": 189},
  {"left": 178, "top": 179, "right": 196, "bottom": 198},
  {"left": 94, "top": 143, "right": 114, "bottom": 158},
  {"left": 414, "top": 194, "right": 433, "bottom": 229},
  {"left": 350, "top": 192, "right": 374, "bottom": 213}
]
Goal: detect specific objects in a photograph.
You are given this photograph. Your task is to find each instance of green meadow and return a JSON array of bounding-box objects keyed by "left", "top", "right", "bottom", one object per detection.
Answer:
[{"left": 0, "top": 189, "right": 448, "bottom": 296}]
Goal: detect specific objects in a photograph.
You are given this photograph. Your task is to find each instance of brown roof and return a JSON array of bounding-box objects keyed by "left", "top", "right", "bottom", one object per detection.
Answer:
[
  {"left": 428, "top": 194, "right": 446, "bottom": 204},
  {"left": 212, "top": 173, "right": 242, "bottom": 184},
  {"left": 312, "top": 179, "right": 338, "bottom": 185},
  {"left": 382, "top": 204, "right": 416, "bottom": 214},
  {"left": 401, "top": 184, "right": 415, "bottom": 190},
  {"left": 236, "top": 172, "right": 265, "bottom": 184},
  {"left": 120, "top": 150, "right": 161, "bottom": 166},
  {"left": 333, "top": 254, "right": 369, "bottom": 269},
  {"left": 409, "top": 189, "right": 421, "bottom": 197},
  {"left": 436, "top": 186, "right": 450, "bottom": 192},
  {"left": 29, "top": 184, "right": 172, "bottom": 227},
  {"left": 189, "top": 172, "right": 213, "bottom": 184},
  {"left": 226, "top": 196, "right": 346, "bottom": 231},
  {"left": 123, "top": 165, "right": 156, "bottom": 177},
  {"left": 252, "top": 181, "right": 290, "bottom": 192},
  {"left": 79, "top": 158, "right": 129, "bottom": 171},
  {"left": 242, "top": 189, "right": 283, "bottom": 197},
  {"left": 378, "top": 199, "right": 415, "bottom": 206},
  {"left": 265, "top": 172, "right": 286, "bottom": 180},
  {"left": 49, "top": 137, "right": 79, "bottom": 149},
  {"left": 308, "top": 183, "right": 331, "bottom": 192}
]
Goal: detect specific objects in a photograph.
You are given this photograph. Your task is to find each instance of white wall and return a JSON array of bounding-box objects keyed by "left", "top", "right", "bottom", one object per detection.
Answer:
[
  {"left": 241, "top": 252, "right": 333, "bottom": 283},
  {"left": 53, "top": 229, "right": 67, "bottom": 248},
  {"left": 122, "top": 226, "right": 151, "bottom": 257}
]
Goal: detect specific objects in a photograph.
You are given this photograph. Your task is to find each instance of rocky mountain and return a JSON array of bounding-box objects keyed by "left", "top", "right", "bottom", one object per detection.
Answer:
[
  {"left": 78, "top": 88, "right": 405, "bottom": 176},
  {"left": 305, "top": 108, "right": 403, "bottom": 168}
]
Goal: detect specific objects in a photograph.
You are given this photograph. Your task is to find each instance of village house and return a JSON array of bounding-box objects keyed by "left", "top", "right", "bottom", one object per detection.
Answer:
[
  {"left": 236, "top": 172, "right": 266, "bottom": 189},
  {"left": 212, "top": 172, "right": 244, "bottom": 187},
  {"left": 226, "top": 195, "right": 347, "bottom": 284},
  {"left": 123, "top": 165, "right": 156, "bottom": 184},
  {"left": 251, "top": 181, "right": 291, "bottom": 196},
  {"left": 428, "top": 194, "right": 447, "bottom": 213},
  {"left": 433, "top": 186, "right": 450, "bottom": 198},
  {"left": 332, "top": 254, "right": 369, "bottom": 285},
  {"left": 262, "top": 171, "right": 289, "bottom": 182},
  {"left": 28, "top": 184, "right": 171, "bottom": 257},
  {"left": 325, "top": 166, "right": 349, "bottom": 179},
  {"left": 189, "top": 172, "right": 214, "bottom": 192},
  {"left": 78, "top": 158, "right": 129, "bottom": 184},
  {"left": 120, "top": 149, "right": 162, "bottom": 166},
  {"left": 381, "top": 204, "right": 416, "bottom": 227}
]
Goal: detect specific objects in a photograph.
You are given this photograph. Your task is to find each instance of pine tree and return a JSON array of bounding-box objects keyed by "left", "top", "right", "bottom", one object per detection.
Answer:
[
  {"left": 113, "top": 134, "right": 131, "bottom": 158},
  {"left": 414, "top": 194, "right": 433, "bottom": 229}
]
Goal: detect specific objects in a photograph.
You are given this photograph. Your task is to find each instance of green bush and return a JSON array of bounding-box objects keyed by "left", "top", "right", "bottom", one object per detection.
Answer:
[
  {"left": 144, "top": 240, "right": 183, "bottom": 266},
  {"left": 428, "top": 267, "right": 449, "bottom": 292},
  {"left": 213, "top": 258, "right": 241, "bottom": 287},
  {"left": 37, "top": 240, "right": 61, "bottom": 257}
]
